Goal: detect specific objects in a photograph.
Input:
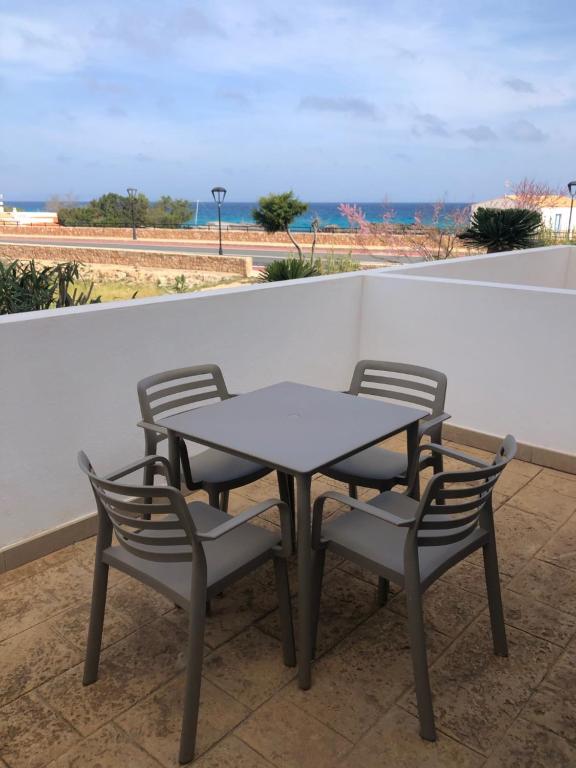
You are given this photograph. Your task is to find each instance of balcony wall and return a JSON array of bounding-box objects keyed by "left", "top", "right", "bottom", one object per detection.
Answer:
[
  {"left": 394, "top": 245, "right": 573, "bottom": 289},
  {"left": 2, "top": 245, "right": 576, "bottom": 563},
  {"left": 0, "top": 275, "right": 362, "bottom": 553},
  {"left": 360, "top": 271, "right": 576, "bottom": 456}
]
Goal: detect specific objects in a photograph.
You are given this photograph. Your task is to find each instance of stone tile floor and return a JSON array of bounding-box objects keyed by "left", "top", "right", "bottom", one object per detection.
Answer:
[{"left": 2, "top": 438, "right": 576, "bottom": 767}]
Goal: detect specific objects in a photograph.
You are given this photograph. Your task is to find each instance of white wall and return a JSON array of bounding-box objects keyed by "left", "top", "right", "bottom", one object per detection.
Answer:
[
  {"left": 3, "top": 245, "right": 576, "bottom": 553},
  {"left": 359, "top": 273, "right": 576, "bottom": 453},
  {"left": 0, "top": 275, "right": 362, "bottom": 548},
  {"left": 562, "top": 251, "right": 576, "bottom": 290},
  {"left": 392, "top": 246, "right": 572, "bottom": 289}
]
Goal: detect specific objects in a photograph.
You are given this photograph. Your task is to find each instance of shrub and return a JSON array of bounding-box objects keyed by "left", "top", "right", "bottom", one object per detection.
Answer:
[
  {"left": 0, "top": 259, "right": 101, "bottom": 314},
  {"left": 458, "top": 207, "right": 542, "bottom": 253},
  {"left": 258, "top": 258, "right": 320, "bottom": 282},
  {"left": 316, "top": 252, "right": 360, "bottom": 274}
]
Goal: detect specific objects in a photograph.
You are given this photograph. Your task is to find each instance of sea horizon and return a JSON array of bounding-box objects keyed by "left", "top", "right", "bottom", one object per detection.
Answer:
[{"left": 3, "top": 200, "right": 471, "bottom": 229}]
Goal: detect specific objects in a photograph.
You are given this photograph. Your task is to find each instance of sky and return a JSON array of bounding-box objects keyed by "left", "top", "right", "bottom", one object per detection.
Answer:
[{"left": 1, "top": 0, "right": 575, "bottom": 202}]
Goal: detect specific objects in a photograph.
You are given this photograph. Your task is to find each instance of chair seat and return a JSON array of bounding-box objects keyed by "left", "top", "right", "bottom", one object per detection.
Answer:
[
  {"left": 189, "top": 448, "right": 269, "bottom": 486},
  {"left": 322, "top": 491, "right": 487, "bottom": 589},
  {"left": 103, "top": 501, "right": 281, "bottom": 606},
  {"left": 325, "top": 446, "right": 407, "bottom": 485}
]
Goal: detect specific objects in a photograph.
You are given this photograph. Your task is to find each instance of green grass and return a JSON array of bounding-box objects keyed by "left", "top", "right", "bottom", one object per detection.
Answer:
[
  {"left": 75, "top": 280, "right": 169, "bottom": 302},
  {"left": 75, "top": 276, "right": 256, "bottom": 303}
]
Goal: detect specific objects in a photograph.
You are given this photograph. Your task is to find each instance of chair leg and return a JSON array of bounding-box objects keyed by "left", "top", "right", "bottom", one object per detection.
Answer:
[
  {"left": 377, "top": 577, "right": 390, "bottom": 606},
  {"left": 483, "top": 540, "right": 508, "bottom": 656},
  {"left": 207, "top": 487, "right": 219, "bottom": 508},
  {"left": 405, "top": 582, "right": 436, "bottom": 741},
  {"left": 311, "top": 547, "right": 326, "bottom": 659},
  {"left": 178, "top": 580, "right": 207, "bottom": 764},
  {"left": 219, "top": 490, "right": 229, "bottom": 513},
  {"left": 83, "top": 557, "right": 109, "bottom": 685},
  {"left": 348, "top": 483, "right": 358, "bottom": 499},
  {"left": 274, "top": 557, "right": 296, "bottom": 667}
]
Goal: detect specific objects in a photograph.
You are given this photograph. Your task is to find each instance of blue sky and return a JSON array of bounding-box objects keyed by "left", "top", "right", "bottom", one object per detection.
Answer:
[{"left": 1, "top": 0, "right": 575, "bottom": 201}]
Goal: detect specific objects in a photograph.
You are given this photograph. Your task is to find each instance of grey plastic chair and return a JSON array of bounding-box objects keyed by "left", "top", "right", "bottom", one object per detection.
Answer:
[
  {"left": 137, "top": 364, "right": 294, "bottom": 516},
  {"left": 79, "top": 451, "right": 295, "bottom": 764},
  {"left": 311, "top": 435, "right": 516, "bottom": 742},
  {"left": 322, "top": 360, "right": 450, "bottom": 496}
]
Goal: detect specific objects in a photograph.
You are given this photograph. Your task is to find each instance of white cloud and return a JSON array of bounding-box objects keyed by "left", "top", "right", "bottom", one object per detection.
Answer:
[
  {"left": 299, "top": 96, "right": 378, "bottom": 120},
  {"left": 508, "top": 119, "right": 547, "bottom": 143},
  {"left": 0, "top": 14, "right": 86, "bottom": 75}
]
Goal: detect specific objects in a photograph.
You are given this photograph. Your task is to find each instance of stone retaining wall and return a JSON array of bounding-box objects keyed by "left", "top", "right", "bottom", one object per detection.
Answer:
[
  {"left": 0, "top": 242, "right": 252, "bottom": 276},
  {"left": 0, "top": 224, "right": 370, "bottom": 246}
]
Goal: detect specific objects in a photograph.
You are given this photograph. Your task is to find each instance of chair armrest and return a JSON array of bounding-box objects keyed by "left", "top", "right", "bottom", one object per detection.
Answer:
[
  {"left": 137, "top": 420, "right": 169, "bottom": 437},
  {"left": 418, "top": 412, "right": 451, "bottom": 440},
  {"left": 419, "top": 442, "right": 490, "bottom": 468},
  {"left": 197, "top": 499, "right": 293, "bottom": 556},
  {"left": 312, "top": 491, "right": 414, "bottom": 547},
  {"left": 104, "top": 455, "right": 174, "bottom": 483}
]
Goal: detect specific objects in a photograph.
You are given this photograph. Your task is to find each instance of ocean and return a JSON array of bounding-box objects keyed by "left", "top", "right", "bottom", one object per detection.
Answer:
[{"left": 4, "top": 201, "right": 470, "bottom": 229}]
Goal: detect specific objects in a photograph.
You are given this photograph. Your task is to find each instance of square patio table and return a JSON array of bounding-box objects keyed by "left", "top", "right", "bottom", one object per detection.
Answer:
[{"left": 159, "top": 381, "right": 425, "bottom": 689}]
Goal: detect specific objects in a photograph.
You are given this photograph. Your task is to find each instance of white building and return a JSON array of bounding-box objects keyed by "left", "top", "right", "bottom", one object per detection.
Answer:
[
  {"left": 472, "top": 194, "right": 575, "bottom": 233},
  {"left": 0, "top": 196, "right": 58, "bottom": 226}
]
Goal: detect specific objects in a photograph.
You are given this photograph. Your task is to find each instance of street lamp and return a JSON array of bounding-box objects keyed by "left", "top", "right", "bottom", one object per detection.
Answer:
[
  {"left": 568, "top": 181, "right": 576, "bottom": 240},
  {"left": 211, "top": 186, "right": 227, "bottom": 255},
  {"left": 127, "top": 187, "right": 138, "bottom": 240}
]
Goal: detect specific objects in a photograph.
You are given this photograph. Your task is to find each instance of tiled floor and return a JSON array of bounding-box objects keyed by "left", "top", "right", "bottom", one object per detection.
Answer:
[{"left": 2, "top": 439, "right": 576, "bottom": 767}]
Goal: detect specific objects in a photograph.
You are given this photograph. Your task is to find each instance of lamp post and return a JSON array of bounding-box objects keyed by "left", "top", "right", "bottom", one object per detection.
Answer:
[
  {"left": 127, "top": 187, "right": 138, "bottom": 240},
  {"left": 568, "top": 181, "right": 576, "bottom": 240},
  {"left": 211, "top": 186, "right": 227, "bottom": 255}
]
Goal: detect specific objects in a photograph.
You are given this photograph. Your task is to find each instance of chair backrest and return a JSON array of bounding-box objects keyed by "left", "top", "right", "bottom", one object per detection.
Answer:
[
  {"left": 413, "top": 435, "right": 516, "bottom": 548},
  {"left": 348, "top": 360, "right": 447, "bottom": 417},
  {"left": 137, "top": 364, "right": 231, "bottom": 426},
  {"left": 79, "top": 452, "right": 198, "bottom": 563}
]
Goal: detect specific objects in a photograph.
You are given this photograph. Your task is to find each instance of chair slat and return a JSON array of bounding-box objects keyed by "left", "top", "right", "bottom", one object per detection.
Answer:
[
  {"left": 150, "top": 390, "right": 221, "bottom": 417},
  {"left": 357, "top": 386, "right": 433, "bottom": 410},
  {"left": 110, "top": 531, "right": 193, "bottom": 563},
  {"left": 113, "top": 524, "right": 191, "bottom": 547},
  {"left": 427, "top": 496, "right": 490, "bottom": 515},
  {"left": 362, "top": 373, "right": 438, "bottom": 396},
  {"left": 147, "top": 379, "right": 219, "bottom": 402},
  {"left": 417, "top": 519, "right": 480, "bottom": 547},
  {"left": 107, "top": 509, "right": 183, "bottom": 530},
  {"left": 419, "top": 510, "right": 483, "bottom": 529},
  {"left": 101, "top": 496, "right": 174, "bottom": 516},
  {"left": 437, "top": 476, "right": 499, "bottom": 499}
]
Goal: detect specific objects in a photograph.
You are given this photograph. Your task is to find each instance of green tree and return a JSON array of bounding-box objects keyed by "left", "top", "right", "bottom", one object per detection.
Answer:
[
  {"left": 58, "top": 192, "right": 149, "bottom": 227},
  {"left": 458, "top": 207, "right": 542, "bottom": 253},
  {"left": 252, "top": 191, "right": 308, "bottom": 258},
  {"left": 58, "top": 192, "right": 194, "bottom": 228},
  {"left": 148, "top": 196, "right": 194, "bottom": 228}
]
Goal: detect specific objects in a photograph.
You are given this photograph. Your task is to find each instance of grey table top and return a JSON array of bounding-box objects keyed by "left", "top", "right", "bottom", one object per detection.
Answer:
[{"left": 159, "top": 381, "right": 426, "bottom": 475}]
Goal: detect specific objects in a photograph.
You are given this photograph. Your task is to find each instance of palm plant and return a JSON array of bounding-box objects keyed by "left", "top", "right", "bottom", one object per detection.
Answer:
[
  {"left": 459, "top": 207, "right": 542, "bottom": 253},
  {"left": 258, "top": 258, "right": 320, "bottom": 282}
]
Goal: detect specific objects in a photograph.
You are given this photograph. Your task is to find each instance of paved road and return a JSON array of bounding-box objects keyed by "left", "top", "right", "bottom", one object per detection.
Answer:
[{"left": 0, "top": 235, "right": 410, "bottom": 266}]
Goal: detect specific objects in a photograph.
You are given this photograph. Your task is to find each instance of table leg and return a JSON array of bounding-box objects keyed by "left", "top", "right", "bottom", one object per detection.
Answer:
[
  {"left": 167, "top": 430, "right": 181, "bottom": 489},
  {"left": 296, "top": 473, "right": 313, "bottom": 690},
  {"left": 406, "top": 422, "right": 420, "bottom": 500}
]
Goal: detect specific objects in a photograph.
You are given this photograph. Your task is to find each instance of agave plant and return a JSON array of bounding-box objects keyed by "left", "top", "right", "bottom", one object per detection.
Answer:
[
  {"left": 258, "top": 257, "right": 320, "bottom": 282},
  {"left": 459, "top": 207, "right": 542, "bottom": 253}
]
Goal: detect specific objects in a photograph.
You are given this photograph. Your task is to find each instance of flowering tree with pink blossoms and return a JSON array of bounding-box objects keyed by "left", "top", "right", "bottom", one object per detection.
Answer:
[{"left": 338, "top": 201, "right": 470, "bottom": 261}]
